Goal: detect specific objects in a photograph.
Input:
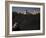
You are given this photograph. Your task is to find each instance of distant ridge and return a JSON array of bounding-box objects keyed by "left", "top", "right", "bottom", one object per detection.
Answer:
[{"left": 12, "top": 12, "right": 40, "bottom": 15}]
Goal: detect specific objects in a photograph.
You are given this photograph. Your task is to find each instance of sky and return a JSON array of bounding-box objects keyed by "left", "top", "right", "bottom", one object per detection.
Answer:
[{"left": 12, "top": 7, "right": 40, "bottom": 14}]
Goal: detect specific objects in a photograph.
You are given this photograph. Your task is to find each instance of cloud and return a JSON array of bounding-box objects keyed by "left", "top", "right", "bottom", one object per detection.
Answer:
[{"left": 12, "top": 7, "right": 40, "bottom": 14}]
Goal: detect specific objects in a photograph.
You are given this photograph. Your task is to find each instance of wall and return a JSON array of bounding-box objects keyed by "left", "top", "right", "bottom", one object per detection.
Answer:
[{"left": 0, "top": 0, "right": 46, "bottom": 38}]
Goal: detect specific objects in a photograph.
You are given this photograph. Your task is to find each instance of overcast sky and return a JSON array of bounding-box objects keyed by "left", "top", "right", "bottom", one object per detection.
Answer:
[{"left": 12, "top": 7, "right": 40, "bottom": 14}]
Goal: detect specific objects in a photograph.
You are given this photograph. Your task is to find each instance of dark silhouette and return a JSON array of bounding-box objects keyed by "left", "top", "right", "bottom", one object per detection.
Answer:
[{"left": 12, "top": 12, "right": 40, "bottom": 31}]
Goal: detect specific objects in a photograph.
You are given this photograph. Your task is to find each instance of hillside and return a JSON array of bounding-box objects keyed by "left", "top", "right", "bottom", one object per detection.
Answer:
[{"left": 12, "top": 12, "right": 40, "bottom": 31}]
